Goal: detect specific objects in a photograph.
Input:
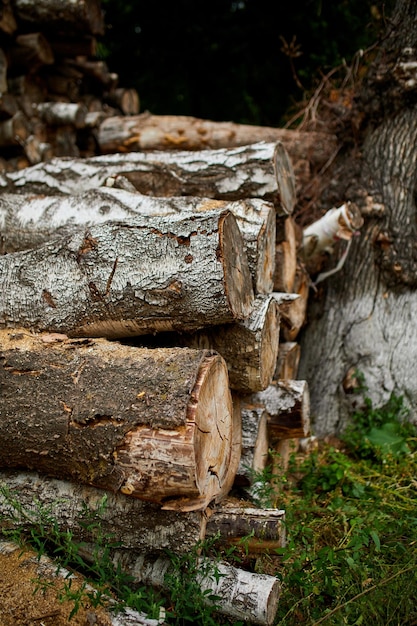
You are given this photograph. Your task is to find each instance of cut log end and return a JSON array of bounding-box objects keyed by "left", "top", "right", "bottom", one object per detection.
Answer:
[{"left": 220, "top": 211, "right": 254, "bottom": 321}]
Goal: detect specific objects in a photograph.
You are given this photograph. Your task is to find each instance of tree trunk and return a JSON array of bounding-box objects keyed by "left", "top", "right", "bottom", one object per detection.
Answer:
[
  {"left": 299, "top": 0, "right": 417, "bottom": 436},
  {"left": 0, "top": 189, "right": 276, "bottom": 295},
  {"left": 0, "top": 330, "right": 236, "bottom": 511},
  {"left": 0, "top": 210, "right": 254, "bottom": 338},
  {"left": 1, "top": 141, "right": 294, "bottom": 214}
]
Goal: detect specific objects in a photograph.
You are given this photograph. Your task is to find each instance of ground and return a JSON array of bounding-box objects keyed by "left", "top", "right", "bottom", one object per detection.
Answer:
[{"left": 0, "top": 542, "right": 115, "bottom": 626}]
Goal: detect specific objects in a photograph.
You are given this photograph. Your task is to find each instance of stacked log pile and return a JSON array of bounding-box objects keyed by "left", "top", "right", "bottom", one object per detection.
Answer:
[{"left": 0, "top": 1, "right": 346, "bottom": 624}]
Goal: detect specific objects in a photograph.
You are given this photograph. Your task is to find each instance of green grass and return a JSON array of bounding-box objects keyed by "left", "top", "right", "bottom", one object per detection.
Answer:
[{"left": 1, "top": 373, "right": 416, "bottom": 625}]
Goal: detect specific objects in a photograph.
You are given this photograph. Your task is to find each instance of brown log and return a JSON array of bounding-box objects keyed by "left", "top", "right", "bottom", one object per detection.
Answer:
[
  {"left": 0, "top": 110, "right": 31, "bottom": 147},
  {"left": 47, "top": 35, "right": 97, "bottom": 57},
  {"left": 0, "top": 210, "right": 254, "bottom": 338},
  {"left": 0, "top": 93, "right": 19, "bottom": 120},
  {"left": 137, "top": 294, "right": 280, "bottom": 393},
  {"left": 278, "top": 262, "right": 310, "bottom": 341},
  {"left": 0, "top": 49, "right": 8, "bottom": 93},
  {"left": 274, "top": 215, "right": 300, "bottom": 293},
  {"left": 1, "top": 141, "right": 294, "bottom": 214},
  {"left": 253, "top": 380, "right": 311, "bottom": 441},
  {"left": 103, "top": 88, "right": 140, "bottom": 116},
  {"left": 0, "top": 329, "right": 236, "bottom": 511},
  {"left": 0, "top": 0, "right": 17, "bottom": 35},
  {"left": 8, "top": 32, "right": 54, "bottom": 74},
  {"left": 274, "top": 341, "right": 301, "bottom": 380},
  {"left": 12, "top": 0, "right": 105, "bottom": 36},
  {"left": 0, "top": 189, "right": 275, "bottom": 295},
  {"left": 96, "top": 112, "right": 337, "bottom": 175}
]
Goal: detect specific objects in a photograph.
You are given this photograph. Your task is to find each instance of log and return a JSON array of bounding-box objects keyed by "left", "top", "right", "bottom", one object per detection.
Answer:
[
  {"left": 0, "top": 0, "right": 17, "bottom": 35},
  {"left": 274, "top": 215, "right": 300, "bottom": 293},
  {"left": 276, "top": 262, "right": 310, "bottom": 341},
  {"left": 206, "top": 496, "right": 286, "bottom": 553},
  {"left": 1, "top": 141, "right": 294, "bottom": 215},
  {"left": 0, "top": 188, "right": 276, "bottom": 294},
  {"left": 0, "top": 541, "right": 162, "bottom": 626},
  {"left": 34, "top": 102, "right": 88, "bottom": 128},
  {"left": 12, "top": 0, "right": 105, "bottom": 36},
  {"left": 106, "top": 550, "right": 281, "bottom": 626},
  {"left": 96, "top": 112, "right": 337, "bottom": 174},
  {"left": 136, "top": 293, "right": 280, "bottom": 393},
  {"left": 234, "top": 401, "right": 269, "bottom": 484},
  {"left": 0, "top": 110, "right": 31, "bottom": 147},
  {"left": 274, "top": 341, "right": 301, "bottom": 380},
  {"left": 0, "top": 470, "right": 208, "bottom": 553},
  {"left": 0, "top": 329, "right": 236, "bottom": 511},
  {"left": 8, "top": 32, "right": 54, "bottom": 74},
  {"left": 253, "top": 380, "right": 311, "bottom": 441},
  {"left": 0, "top": 210, "right": 254, "bottom": 338}
]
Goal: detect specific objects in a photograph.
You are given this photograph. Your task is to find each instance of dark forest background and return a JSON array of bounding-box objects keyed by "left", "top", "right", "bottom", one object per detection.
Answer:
[{"left": 98, "top": 0, "right": 395, "bottom": 128}]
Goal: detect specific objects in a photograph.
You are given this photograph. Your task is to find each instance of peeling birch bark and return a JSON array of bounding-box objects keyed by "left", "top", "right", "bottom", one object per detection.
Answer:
[
  {"left": 0, "top": 189, "right": 275, "bottom": 294},
  {"left": 235, "top": 401, "right": 269, "bottom": 484},
  {"left": 0, "top": 210, "right": 254, "bottom": 338},
  {"left": 0, "top": 330, "right": 236, "bottom": 511}
]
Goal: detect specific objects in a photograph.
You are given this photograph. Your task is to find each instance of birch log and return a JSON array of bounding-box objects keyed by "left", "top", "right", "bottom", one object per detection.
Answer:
[
  {"left": 0, "top": 330, "right": 236, "bottom": 511},
  {"left": 0, "top": 470, "right": 207, "bottom": 552},
  {"left": 0, "top": 141, "right": 295, "bottom": 215},
  {"left": 0, "top": 210, "right": 254, "bottom": 338},
  {"left": 234, "top": 401, "right": 269, "bottom": 484},
  {"left": 0, "top": 189, "right": 276, "bottom": 294},
  {"left": 206, "top": 496, "right": 286, "bottom": 553},
  {"left": 104, "top": 550, "right": 281, "bottom": 626},
  {"left": 136, "top": 294, "right": 280, "bottom": 393},
  {"left": 274, "top": 341, "right": 301, "bottom": 380}
]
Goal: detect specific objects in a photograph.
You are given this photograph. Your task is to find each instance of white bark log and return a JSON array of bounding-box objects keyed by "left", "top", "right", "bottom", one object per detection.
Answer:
[
  {"left": 253, "top": 380, "right": 311, "bottom": 440},
  {"left": 0, "top": 141, "right": 293, "bottom": 215},
  {"left": 107, "top": 550, "right": 281, "bottom": 626},
  {"left": 0, "top": 189, "right": 275, "bottom": 294},
  {"left": 0, "top": 210, "right": 254, "bottom": 338}
]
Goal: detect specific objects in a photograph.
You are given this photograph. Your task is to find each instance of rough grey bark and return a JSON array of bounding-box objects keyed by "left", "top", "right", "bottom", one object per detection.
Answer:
[
  {"left": 299, "top": 0, "right": 417, "bottom": 435},
  {"left": 0, "top": 141, "right": 294, "bottom": 214},
  {"left": 0, "top": 189, "right": 276, "bottom": 295},
  {"left": 0, "top": 209, "right": 254, "bottom": 338}
]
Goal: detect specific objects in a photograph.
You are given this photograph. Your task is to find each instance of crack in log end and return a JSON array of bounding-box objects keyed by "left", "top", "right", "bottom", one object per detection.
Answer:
[
  {"left": 42, "top": 289, "right": 56, "bottom": 308},
  {"left": 76, "top": 232, "right": 98, "bottom": 263},
  {"left": 105, "top": 257, "right": 118, "bottom": 295},
  {"left": 3, "top": 366, "right": 42, "bottom": 376}
]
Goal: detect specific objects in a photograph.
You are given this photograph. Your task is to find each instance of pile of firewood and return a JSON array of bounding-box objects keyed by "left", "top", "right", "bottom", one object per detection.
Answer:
[{"left": 0, "top": 2, "right": 367, "bottom": 625}]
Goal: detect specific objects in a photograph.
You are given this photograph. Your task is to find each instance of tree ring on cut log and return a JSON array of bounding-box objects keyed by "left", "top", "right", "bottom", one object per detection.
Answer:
[{"left": 115, "top": 353, "right": 234, "bottom": 511}]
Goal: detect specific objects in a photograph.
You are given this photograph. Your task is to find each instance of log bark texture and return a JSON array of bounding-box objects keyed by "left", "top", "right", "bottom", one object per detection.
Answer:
[
  {"left": 0, "top": 141, "right": 294, "bottom": 214},
  {"left": 253, "top": 380, "right": 311, "bottom": 441},
  {"left": 109, "top": 550, "right": 281, "bottom": 626},
  {"left": 0, "top": 210, "right": 254, "bottom": 338},
  {"left": 0, "top": 470, "right": 207, "bottom": 552},
  {"left": 0, "top": 189, "right": 276, "bottom": 295},
  {"left": 0, "top": 330, "right": 236, "bottom": 511},
  {"left": 136, "top": 294, "right": 280, "bottom": 393}
]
